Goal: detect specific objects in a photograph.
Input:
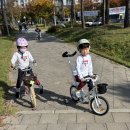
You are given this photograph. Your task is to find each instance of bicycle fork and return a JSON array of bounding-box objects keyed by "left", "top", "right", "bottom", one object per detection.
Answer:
[{"left": 94, "top": 95, "right": 102, "bottom": 108}]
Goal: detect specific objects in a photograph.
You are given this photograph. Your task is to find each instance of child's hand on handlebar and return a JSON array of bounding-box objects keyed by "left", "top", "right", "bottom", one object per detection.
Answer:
[
  {"left": 80, "top": 78, "right": 86, "bottom": 82},
  {"left": 33, "top": 60, "right": 37, "bottom": 66},
  {"left": 11, "top": 65, "right": 16, "bottom": 70}
]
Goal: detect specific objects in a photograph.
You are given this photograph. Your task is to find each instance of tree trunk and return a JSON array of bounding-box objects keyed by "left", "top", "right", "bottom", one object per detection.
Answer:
[
  {"left": 53, "top": 0, "right": 56, "bottom": 26},
  {"left": 73, "top": 0, "right": 76, "bottom": 22},
  {"left": 1, "top": 0, "right": 10, "bottom": 36},
  {"left": 102, "top": 0, "right": 105, "bottom": 25},
  {"left": 81, "top": 0, "right": 85, "bottom": 28},
  {"left": 61, "top": 0, "right": 64, "bottom": 20},
  {"left": 105, "top": 0, "right": 109, "bottom": 24},
  {"left": 71, "top": 0, "right": 74, "bottom": 27},
  {"left": 124, "top": 0, "right": 130, "bottom": 28}
]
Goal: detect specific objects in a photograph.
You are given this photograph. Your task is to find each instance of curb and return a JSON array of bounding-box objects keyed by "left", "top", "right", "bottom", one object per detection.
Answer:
[{"left": 17, "top": 109, "right": 130, "bottom": 115}]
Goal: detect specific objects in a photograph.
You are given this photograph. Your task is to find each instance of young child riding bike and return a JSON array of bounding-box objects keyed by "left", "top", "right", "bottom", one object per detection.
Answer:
[
  {"left": 11, "top": 37, "right": 43, "bottom": 98},
  {"left": 35, "top": 25, "right": 41, "bottom": 39},
  {"left": 75, "top": 39, "right": 94, "bottom": 100}
]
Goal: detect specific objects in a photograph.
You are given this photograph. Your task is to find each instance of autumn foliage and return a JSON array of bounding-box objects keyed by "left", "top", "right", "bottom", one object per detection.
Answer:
[
  {"left": 110, "top": 0, "right": 125, "bottom": 7},
  {"left": 27, "top": 0, "right": 53, "bottom": 19}
]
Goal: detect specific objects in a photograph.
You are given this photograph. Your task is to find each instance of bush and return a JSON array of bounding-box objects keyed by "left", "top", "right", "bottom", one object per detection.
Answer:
[{"left": 47, "top": 25, "right": 64, "bottom": 33}]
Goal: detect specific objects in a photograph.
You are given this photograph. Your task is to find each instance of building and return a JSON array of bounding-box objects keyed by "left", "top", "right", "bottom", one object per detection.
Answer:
[
  {"left": 55, "top": 0, "right": 79, "bottom": 6},
  {"left": 15, "top": 0, "right": 32, "bottom": 7}
]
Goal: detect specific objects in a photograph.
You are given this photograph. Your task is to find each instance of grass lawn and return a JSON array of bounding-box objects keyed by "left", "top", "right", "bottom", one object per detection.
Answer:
[
  {"left": 0, "top": 37, "right": 16, "bottom": 116},
  {"left": 47, "top": 24, "right": 130, "bottom": 67}
]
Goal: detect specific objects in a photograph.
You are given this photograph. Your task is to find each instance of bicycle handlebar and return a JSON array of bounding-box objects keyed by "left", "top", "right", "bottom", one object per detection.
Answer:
[
  {"left": 62, "top": 51, "right": 77, "bottom": 57},
  {"left": 21, "top": 67, "right": 32, "bottom": 72},
  {"left": 83, "top": 74, "right": 98, "bottom": 82}
]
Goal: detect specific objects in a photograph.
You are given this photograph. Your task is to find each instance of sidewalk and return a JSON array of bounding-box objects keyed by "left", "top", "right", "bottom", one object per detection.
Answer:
[
  {"left": 3, "top": 28, "right": 130, "bottom": 130},
  {"left": 2, "top": 110, "right": 130, "bottom": 130}
]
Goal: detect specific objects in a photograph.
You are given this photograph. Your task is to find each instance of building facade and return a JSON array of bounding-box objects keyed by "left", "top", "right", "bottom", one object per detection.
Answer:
[
  {"left": 15, "top": 0, "right": 32, "bottom": 7},
  {"left": 55, "top": 0, "right": 79, "bottom": 6}
]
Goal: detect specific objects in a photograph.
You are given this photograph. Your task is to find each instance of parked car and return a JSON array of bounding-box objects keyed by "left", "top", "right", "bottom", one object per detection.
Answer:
[{"left": 86, "top": 20, "right": 102, "bottom": 26}]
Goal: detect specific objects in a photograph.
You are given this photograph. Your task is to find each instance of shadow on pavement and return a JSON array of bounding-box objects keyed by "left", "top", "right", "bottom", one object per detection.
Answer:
[
  {"left": 16, "top": 31, "right": 64, "bottom": 43},
  {"left": 107, "top": 83, "right": 130, "bottom": 103},
  {"left": 4, "top": 82, "right": 130, "bottom": 110},
  {"left": 35, "top": 88, "right": 92, "bottom": 113}
]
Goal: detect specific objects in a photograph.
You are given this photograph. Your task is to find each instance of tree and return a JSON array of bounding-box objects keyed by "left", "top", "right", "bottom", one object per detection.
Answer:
[
  {"left": 6, "top": 0, "right": 18, "bottom": 25},
  {"left": 71, "top": 0, "right": 74, "bottom": 27},
  {"left": 81, "top": 0, "right": 85, "bottom": 28},
  {"left": 105, "top": 0, "right": 110, "bottom": 24},
  {"left": 28, "top": 0, "right": 53, "bottom": 22},
  {"left": 110, "top": 0, "right": 125, "bottom": 7},
  {"left": 0, "top": 0, "right": 10, "bottom": 36},
  {"left": 61, "top": 0, "right": 65, "bottom": 20},
  {"left": 124, "top": 0, "right": 130, "bottom": 28}
]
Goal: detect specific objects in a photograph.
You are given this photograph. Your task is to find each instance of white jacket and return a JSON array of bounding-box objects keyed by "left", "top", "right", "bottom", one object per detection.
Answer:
[
  {"left": 76, "top": 54, "right": 93, "bottom": 79},
  {"left": 11, "top": 51, "right": 34, "bottom": 69}
]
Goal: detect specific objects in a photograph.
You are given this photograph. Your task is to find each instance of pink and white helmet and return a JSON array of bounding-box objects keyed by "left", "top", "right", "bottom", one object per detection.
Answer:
[{"left": 16, "top": 37, "right": 28, "bottom": 47}]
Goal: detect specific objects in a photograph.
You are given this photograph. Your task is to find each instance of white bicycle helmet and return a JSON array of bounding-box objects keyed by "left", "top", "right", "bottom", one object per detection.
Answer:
[
  {"left": 77, "top": 39, "right": 90, "bottom": 51},
  {"left": 16, "top": 37, "right": 28, "bottom": 47},
  {"left": 78, "top": 39, "right": 90, "bottom": 45}
]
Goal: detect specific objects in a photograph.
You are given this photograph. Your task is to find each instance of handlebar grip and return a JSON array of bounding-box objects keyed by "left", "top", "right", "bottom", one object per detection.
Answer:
[
  {"left": 62, "top": 51, "right": 77, "bottom": 57},
  {"left": 62, "top": 51, "right": 68, "bottom": 57}
]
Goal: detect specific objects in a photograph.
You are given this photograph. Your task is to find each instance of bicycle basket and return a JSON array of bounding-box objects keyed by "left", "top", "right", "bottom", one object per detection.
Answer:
[{"left": 97, "top": 83, "right": 108, "bottom": 94}]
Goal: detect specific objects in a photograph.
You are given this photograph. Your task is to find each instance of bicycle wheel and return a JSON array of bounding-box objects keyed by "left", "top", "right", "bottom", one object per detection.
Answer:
[
  {"left": 19, "top": 81, "right": 25, "bottom": 99},
  {"left": 70, "top": 85, "right": 79, "bottom": 102},
  {"left": 30, "top": 87, "right": 36, "bottom": 108},
  {"left": 38, "top": 35, "right": 40, "bottom": 40},
  {"left": 90, "top": 96, "right": 109, "bottom": 116}
]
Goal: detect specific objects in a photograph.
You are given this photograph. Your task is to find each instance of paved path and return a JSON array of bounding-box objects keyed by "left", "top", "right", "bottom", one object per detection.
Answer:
[
  {"left": 2, "top": 111, "right": 130, "bottom": 130},
  {"left": 9, "top": 28, "right": 130, "bottom": 111},
  {"left": 2, "top": 28, "right": 130, "bottom": 130}
]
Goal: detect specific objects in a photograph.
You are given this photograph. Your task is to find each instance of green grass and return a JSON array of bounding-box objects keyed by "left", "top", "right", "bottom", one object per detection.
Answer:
[
  {"left": 0, "top": 37, "right": 16, "bottom": 116},
  {"left": 47, "top": 24, "right": 130, "bottom": 67}
]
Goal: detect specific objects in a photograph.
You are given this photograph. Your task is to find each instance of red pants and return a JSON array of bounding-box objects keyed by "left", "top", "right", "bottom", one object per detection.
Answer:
[
  {"left": 75, "top": 75, "right": 93, "bottom": 91},
  {"left": 16, "top": 69, "right": 41, "bottom": 88},
  {"left": 75, "top": 75, "right": 86, "bottom": 90}
]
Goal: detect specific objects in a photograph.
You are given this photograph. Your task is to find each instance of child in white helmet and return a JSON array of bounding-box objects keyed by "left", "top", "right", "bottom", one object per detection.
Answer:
[
  {"left": 75, "top": 39, "right": 93, "bottom": 100},
  {"left": 11, "top": 37, "right": 43, "bottom": 98}
]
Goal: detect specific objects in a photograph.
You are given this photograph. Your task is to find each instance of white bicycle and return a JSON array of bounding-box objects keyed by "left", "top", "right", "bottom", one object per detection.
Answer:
[{"left": 62, "top": 51, "right": 109, "bottom": 116}]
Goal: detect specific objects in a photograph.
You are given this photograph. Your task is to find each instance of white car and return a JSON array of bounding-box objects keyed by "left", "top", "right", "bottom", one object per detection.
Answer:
[{"left": 86, "top": 21, "right": 102, "bottom": 26}]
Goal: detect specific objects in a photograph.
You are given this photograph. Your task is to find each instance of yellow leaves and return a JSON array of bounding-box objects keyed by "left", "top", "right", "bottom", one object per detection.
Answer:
[
  {"left": 31, "top": 0, "right": 53, "bottom": 7},
  {"left": 28, "top": 0, "right": 53, "bottom": 19}
]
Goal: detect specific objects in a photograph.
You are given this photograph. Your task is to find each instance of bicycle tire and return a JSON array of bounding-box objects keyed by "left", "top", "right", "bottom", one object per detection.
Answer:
[
  {"left": 30, "top": 87, "right": 36, "bottom": 108},
  {"left": 90, "top": 96, "right": 109, "bottom": 116}
]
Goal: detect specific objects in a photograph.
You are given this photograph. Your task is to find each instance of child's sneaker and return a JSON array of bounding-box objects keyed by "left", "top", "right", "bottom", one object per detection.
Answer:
[
  {"left": 80, "top": 90, "right": 86, "bottom": 98},
  {"left": 75, "top": 91, "right": 81, "bottom": 98},
  {"left": 40, "top": 88, "right": 43, "bottom": 94},
  {"left": 39, "top": 85, "right": 44, "bottom": 94},
  {"left": 15, "top": 92, "right": 20, "bottom": 98}
]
